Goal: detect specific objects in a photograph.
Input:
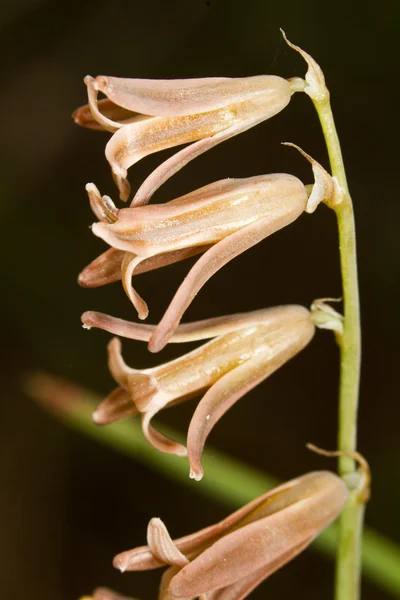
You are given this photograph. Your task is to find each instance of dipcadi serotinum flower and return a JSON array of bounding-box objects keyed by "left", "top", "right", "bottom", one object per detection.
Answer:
[
  {"left": 82, "top": 304, "right": 315, "bottom": 481},
  {"left": 110, "top": 471, "right": 348, "bottom": 600},
  {"left": 73, "top": 74, "right": 296, "bottom": 205},
  {"left": 79, "top": 164, "right": 331, "bottom": 352}
]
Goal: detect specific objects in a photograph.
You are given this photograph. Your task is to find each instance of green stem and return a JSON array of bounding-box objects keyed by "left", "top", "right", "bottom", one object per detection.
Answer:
[{"left": 313, "top": 96, "right": 364, "bottom": 600}]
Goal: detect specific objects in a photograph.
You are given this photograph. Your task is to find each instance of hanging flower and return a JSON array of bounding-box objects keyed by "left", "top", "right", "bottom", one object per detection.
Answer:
[
  {"left": 73, "top": 74, "right": 295, "bottom": 205},
  {"left": 79, "top": 171, "right": 322, "bottom": 351},
  {"left": 82, "top": 305, "right": 315, "bottom": 481},
  {"left": 111, "top": 471, "right": 348, "bottom": 600}
]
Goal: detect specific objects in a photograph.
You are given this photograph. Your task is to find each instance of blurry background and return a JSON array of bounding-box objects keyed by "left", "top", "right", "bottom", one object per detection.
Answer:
[{"left": 1, "top": 0, "right": 399, "bottom": 598}]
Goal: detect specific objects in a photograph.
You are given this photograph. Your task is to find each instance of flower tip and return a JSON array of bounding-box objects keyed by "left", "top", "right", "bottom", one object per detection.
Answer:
[
  {"left": 85, "top": 182, "right": 97, "bottom": 194},
  {"left": 189, "top": 467, "right": 203, "bottom": 482},
  {"left": 77, "top": 270, "right": 90, "bottom": 287},
  {"left": 112, "top": 555, "right": 127, "bottom": 573},
  {"left": 92, "top": 409, "right": 106, "bottom": 425},
  {"left": 81, "top": 311, "right": 94, "bottom": 327},
  {"left": 72, "top": 107, "right": 85, "bottom": 125},
  {"left": 138, "top": 306, "right": 149, "bottom": 321},
  {"left": 147, "top": 335, "right": 165, "bottom": 354}
]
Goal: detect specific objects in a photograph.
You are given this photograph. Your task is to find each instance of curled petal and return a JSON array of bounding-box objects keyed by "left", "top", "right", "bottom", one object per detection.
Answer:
[
  {"left": 92, "top": 386, "right": 138, "bottom": 425},
  {"left": 149, "top": 210, "right": 304, "bottom": 353},
  {"left": 169, "top": 472, "right": 348, "bottom": 597},
  {"left": 121, "top": 253, "right": 149, "bottom": 320},
  {"left": 73, "top": 96, "right": 140, "bottom": 131},
  {"left": 107, "top": 338, "right": 160, "bottom": 410},
  {"left": 80, "top": 75, "right": 151, "bottom": 132},
  {"left": 147, "top": 518, "right": 189, "bottom": 567},
  {"left": 187, "top": 353, "right": 273, "bottom": 481},
  {"left": 141, "top": 412, "right": 187, "bottom": 457},
  {"left": 107, "top": 337, "right": 132, "bottom": 387}
]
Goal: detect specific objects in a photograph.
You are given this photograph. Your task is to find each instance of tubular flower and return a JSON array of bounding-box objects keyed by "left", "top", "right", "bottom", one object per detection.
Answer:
[
  {"left": 81, "top": 305, "right": 315, "bottom": 481},
  {"left": 79, "top": 172, "right": 322, "bottom": 351},
  {"left": 73, "top": 75, "right": 293, "bottom": 205},
  {"left": 112, "top": 471, "right": 348, "bottom": 600}
]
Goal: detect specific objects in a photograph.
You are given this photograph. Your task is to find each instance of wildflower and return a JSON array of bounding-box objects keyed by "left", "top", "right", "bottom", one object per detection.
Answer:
[
  {"left": 82, "top": 305, "right": 315, "bottom": 480},
  {"left": 73, "top": 75, "right": 293, "bottom": 205},
  {"left": 112, "top": 471, "right": 348, "bottom": 600},
  {"left": 79, "top": 172, "right": 319, "bottom": 351}
]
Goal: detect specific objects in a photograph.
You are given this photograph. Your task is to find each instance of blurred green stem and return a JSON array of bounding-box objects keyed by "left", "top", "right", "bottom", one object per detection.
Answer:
[
  {"left": 313, "top": 96, "right": 363, "bottom": 600},
  {"left": 27, "top": 376, "right": 400, "bottom": 598}
]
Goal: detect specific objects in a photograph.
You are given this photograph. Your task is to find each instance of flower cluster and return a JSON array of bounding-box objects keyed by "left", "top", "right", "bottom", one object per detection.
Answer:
[{"left": 76, "top": 43, "right": 348, "bottom": 600}]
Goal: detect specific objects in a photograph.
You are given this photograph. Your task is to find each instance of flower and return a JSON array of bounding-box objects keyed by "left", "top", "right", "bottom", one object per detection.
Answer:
[
  {"left": 111, "top": 471, "right": 348, "bottom": 600},
  {"left": 81, "top": 304, "right": 315, "bottom": 481},
  {"left": 73, "top": 75, "right": 293, "bottom": 205},
  {"left": 79, "top": 173, "right": 312, "bottom": 351}
]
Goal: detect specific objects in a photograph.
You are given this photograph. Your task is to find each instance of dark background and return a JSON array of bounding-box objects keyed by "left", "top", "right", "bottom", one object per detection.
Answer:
[{"left": 1, "top": 0, "right": 399, "bottom": 598}]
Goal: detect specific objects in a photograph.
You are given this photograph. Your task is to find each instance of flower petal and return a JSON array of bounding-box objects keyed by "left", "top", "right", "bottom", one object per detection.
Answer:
[
  {"left": 92, "top": 386, "right": 138, "bottom": 425},
  {"left": 107, "top": 337, "right": 133, "bottom": 387},
  {"left": 79, "top": 75, "right": 151, "bottom": 132},
  {"left": 141, "top": 412, "right": 187, "bottom": 457},
  {"left": 121, "top": 253, "right": 149, "bottom": 320},
  {"left": 81, "top": 307, "right": 283, "bottom": 343},
  {"left": 187, "top": 352, "right": 274, "bottom": 481},
  {"left": 93, "top": 75, "right": 287, "bottom": 118},
  {"left": 107, "top": 338, "right": 160, "bottom": 410},
  {"left": 148, "top": 210, "right": 305, "bottom": 352},
  {"left": 78, "top": 248, "right": 124, "bottom": 288},
  {"left": 73, "top": 96, "right": 140, "bottom": 131},
  {"left": 147, "top": 518, "right": 189, "bottom": 567}
]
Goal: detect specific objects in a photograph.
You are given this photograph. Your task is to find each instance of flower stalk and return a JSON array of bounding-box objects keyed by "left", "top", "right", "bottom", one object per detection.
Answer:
[{"left": 282, "top": 32, "right": 364, "bottom": 600}]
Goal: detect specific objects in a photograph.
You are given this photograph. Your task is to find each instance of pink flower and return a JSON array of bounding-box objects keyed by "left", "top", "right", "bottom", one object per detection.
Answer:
[
  {"left": 82, "top": 305, "right": 315, "bottom": 481},
  {"left": 79, "top": 173, "right": 313, "bottom": 351},
  {"left": 112, "top": 471, "right": 348, "bottom": 599},
  {"left": 73, "top": 75, "right": 293, "bottom": 205}
]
